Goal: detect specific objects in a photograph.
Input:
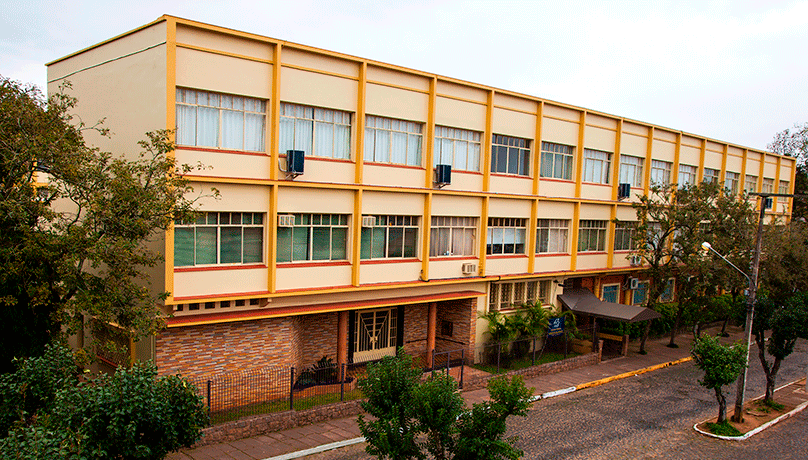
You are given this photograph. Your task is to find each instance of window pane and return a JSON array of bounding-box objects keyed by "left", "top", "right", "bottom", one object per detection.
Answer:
[
  {"left": 196, "top": 106, "right": 219, "bottom": 147},
  {"left": 243, "top": 227, "right": 263, "bottom": 263},
  {"left": 360, "top": 227, "right": 373, "bottom": 259},
  {"left": 195, "top": 227, "right": 217, "bottom": 264},
  {"left": 391, "top": 132, "right": 407, "bottom": 164},
  {"left": 174, "top": 228, "right": 195, "bottom": 266},
  {"left": 315, "top": 122, "right": 334, "bottom": 158},
  {"left": 403, "top": 228, "right": 417, "bottom": 257},
  {"left": 407, "top": 134, "right": 421, "bottom": 166},
  {"left": 374, "top": 129, "right": 390, "bottom": 163},
  {"left": 221, "top": 110, "right": 244, "bottom": 150},
  {"left": 277, "top": 227, "right": 292, "bottom": 262},
  {"left": 291, "top": 227, "right": 309, "bottom": 261},
  {"left": 295, "top": 119, "right": 313, "bottom": 154},
  {"left": 220, "top": 227, "right": 242, "bottom": 264},
  {"left": 334, "top": 125, "right": 351, "bottom": 159},
  {"left": 331, "top": 227, "right": 347, "bottom": 259},
  {"left": 176, "top": 105, "right": 196, "bottom": 146},
  {"left": 311, "top": 227, "right": 331, "bottom": 260},
  {"left": 244, "top": 113, "right": 265, "bottom": 151},
  {"left": 387, "top": 227, "right": 404, "bottom": 258},
  {"left": 279, "top": 117, "right": 295, "bottom": 153}
]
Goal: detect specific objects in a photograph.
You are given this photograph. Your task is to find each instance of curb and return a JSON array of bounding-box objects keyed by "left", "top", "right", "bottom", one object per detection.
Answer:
[
  {"left": 263, "top": 356, "right": 696, "bottom": 460},
  {"left": 693, "top": 378, "right": 808, "bottom": 441}
]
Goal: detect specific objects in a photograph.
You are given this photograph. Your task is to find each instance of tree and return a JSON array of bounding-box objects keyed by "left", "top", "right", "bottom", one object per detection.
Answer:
[
  {"left": 768, "top": 122, "right": 808, "bottom": 220},
  {"left": 0, "top": 77, "right": 205, "bottom": 371},
  {"left": 357, "top": 351, "right": 533, "bottom": 460},
  {"left": 691, "top": 335, "right": 747, "bottom": 423}
]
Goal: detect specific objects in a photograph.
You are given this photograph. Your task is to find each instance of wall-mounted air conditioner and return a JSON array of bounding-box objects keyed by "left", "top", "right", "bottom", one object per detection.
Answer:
[
  {"left": 629, "top": 255, "right": 642, "bottom": 266},
  {"left": 461, "top": 262, "right": 477, "bottom": 275},
  {"left": 435, "top": 164, "right": 451, "bottom": 187},
  {"left": 618, "top": 183, "right": 631, "bottom": 200},
  {"left": 361, "top": 216, "right": 376, "bottom": 227},
  {"left": 278, "top": 214, "right": 296, "bottom": 227},
  {"left": 629, "top": 278, "right": 640, "bottom": 290},
  {"left": 286, "top": 150, "right": 305, "bottom": 177}
]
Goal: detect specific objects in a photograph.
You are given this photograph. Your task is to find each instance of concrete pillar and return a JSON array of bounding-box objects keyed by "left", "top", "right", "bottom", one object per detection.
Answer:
[
  {"left": 426, "top": 302, "right": 437, "bottom": 368},
  {"left": 337, "top": 311, "right": 349, "bottom": 366}
]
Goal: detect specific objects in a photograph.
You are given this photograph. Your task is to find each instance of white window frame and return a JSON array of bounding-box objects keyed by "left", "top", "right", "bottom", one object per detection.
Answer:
[
  {"left": 433, "top": 126, "right": 482, "bottom": 172},
  {"left": 361, "top": 215, "right": 419, "bottom": 259},
  {"left": 491, "top": 134, "right": 530, "bottom": 176},
  {"left": 650, "top": 160, "right": 672, "bottom": 186},
  {"left": 430, "top": 216, "right": 477, "bottom": 257},
  {"left": 613, "top": 222, "right": 636, "bottom": 251},
  {"left": 175, "top": 88, "right": 266, "bottom": 152},
  {"left": 540, "top": 142, "right": 574, "bottom": 180},
  {"left": 276, "top": 213, "right": 349, "bottom": 263},
  {"left": 779, "top": 180, "right": 790, "bottom": 195},
  {"left": 619, "top": 155, "right": 644, "bottom": 188},
  {"left": 364, "top": 115, "right": 422, "bottom": 166},
  {"left": 174, "top": 212, "right": 264, "bottom": 267},
  {"left": 725, "top": 171, "right": 739, "bottom": 194},
  {"left": 762, "top": 178, "right": 774, "bottom": 194},
  {"left": 536, "top": 219, "right": 569, "bottom": 254},
  {"left": 486, "top": 218, "right": 527, "bottom": 255},
  {"left": 602, "top": 284, "right": 621, "bottom": 303},
  {"left": 678, "top": 164, "right": 697, "bottom": 187},
  {"left": 583, "top": 149, "right": 612, "bottom": 184},
  {"left": 744, "top": 174, "right": 758, "bottom": 193},
  {"left": 354, "top": 307, "right": 398, "bottom": 363},
  {"left": 279, "top": 102, "right": 351, "bottom": 159},
  {"left": 633, "top": 280, "right": 650, "bottom": 305},
  {"left": 489, "top": 280, "right": 550, "bottom": 311},
  {"left": 703, "top": 168, "right": 719, "bottom": 185},
  {"left": 578, "top": 220, "right": 608, "bottom": 252}
]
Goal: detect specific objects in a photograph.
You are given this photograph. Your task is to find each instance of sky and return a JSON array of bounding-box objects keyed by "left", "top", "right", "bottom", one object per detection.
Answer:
[{"left": 1, "top": 0, "right": 807, "bottom": 151}]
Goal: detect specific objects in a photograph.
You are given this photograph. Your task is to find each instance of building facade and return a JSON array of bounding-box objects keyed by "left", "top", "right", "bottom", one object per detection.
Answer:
[{"left": 46, "top": 15, "right": 796, "bottom": 378}]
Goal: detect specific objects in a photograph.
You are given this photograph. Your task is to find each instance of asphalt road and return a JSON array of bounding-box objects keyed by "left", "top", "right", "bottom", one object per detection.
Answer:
[{"left": 304, "top": 339, "right": 808, "bottom": 459}]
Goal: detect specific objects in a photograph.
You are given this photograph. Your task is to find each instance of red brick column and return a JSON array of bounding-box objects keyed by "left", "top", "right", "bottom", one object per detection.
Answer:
[{"left": 337, "top": 310, "right": 348, "bottom": 366}]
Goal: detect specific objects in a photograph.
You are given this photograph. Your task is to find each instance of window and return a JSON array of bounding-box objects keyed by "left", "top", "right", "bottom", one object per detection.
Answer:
[
  {"left": 361, "top": 216, "right": 418, "bottom": 259},
  {"left": 354, "top": 307, "right": 398, "bottom": 362},
  {"left": 174, "top": 212, "right": 264, "bottom": 267},
  {"left": 578, "top": 220, "right": 607, "bottom": 252},
  {"left": 364, "top": 115, "right": 422, "bottom": 166},
  {"left": 486, "top": 218, "right": 527, "bottom": 255},
  {"left": 762, "top": 178, "right": 774, "bottom": 194},
  {"left": 583, "top": 149, "right": 611, "bottom": 184},
  {"left": 433, "top": 126, "right": 481, "bottom": 172},
  {"left": 779, "top": 180, "right": 790, "bottom": 195},
  {"left": 489, "top": 280, "right": 550, "bottom": 311},
  {"left": 724, "top": 172, "right": 739, "bottom": 194},
  {"left": 430, "top": 216, "right": 477, "bottom": 257},
  {"left": 536, "top": 219, "right": 569, "bottom": 253},
  {"left": 619, "top": 155, "right": 644, "bottom": 188},
  {"left": 650, "top": 160, "right": 672, "bottom": 186},
  {"left": 613, "top": 222, "right": 636, "bottom": 251},
  {"left": 176, "top": 88, "right": 266, "bottom": 151},
  {"left": 678, "top": 164, "right": 697, "bottom": 187},
  {"left": 703, "top": 168, "right": 719, "bottom": 185},
  {"left": 602, "top": 284, "right": 620, "bottom": 303},
  {"left": 540, "top": 142, "right": 574, "bottom": 180},
  {"left": 633, "top": 280, "right": 649, "bottom": 305},
  {"left": 744, "top": 174, "right": 758, "bottom": 193},
  {"left": 276, "top": 213, "right": 348, "bottom": 262},
  {"left": 491, "top": 135, "right": 530, "bottom": 176},
  {"left": 659, "top": 278, "right": 675, "bottom": 303},
  {"left": 279, "top": 103, "right": 351, "bottom": 159}
]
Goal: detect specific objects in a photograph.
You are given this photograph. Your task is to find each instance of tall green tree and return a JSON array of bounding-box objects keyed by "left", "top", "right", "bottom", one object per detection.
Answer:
[
  {"left": 0, "top": 77, "right": 204, "bottom": 371},
  {"left": 691, "top": 335, "right": 747, "bottom": 424}
]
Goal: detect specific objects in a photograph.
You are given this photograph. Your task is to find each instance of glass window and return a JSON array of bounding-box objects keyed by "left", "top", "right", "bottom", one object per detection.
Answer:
[
  {"left": 779, "top": 180, "right": 790, "bottom": 195},
  {"left": 174, "top": 212, "right": 264, "bottom": 266},
  {"left": 678, "top": 164, "right": 697, "bottom": 187},
  {"left": 536, "top": 219, "right": 569, "bottom": 253},
  {"left": 540, "top": 142, "right": 574, "bottom": 180},
  {"left": 578, "top": 220, "right": 608, "bottom": 252},
  {"left": 280, "top": 103, "right": 351, "bottom": 159},
  {"left": 486, "top": 218, "right": 527, "bottom": 255},
  {"left": 364, "top": 115, "right": 422, "bottom": 166},
  {"left": 633, "top": 280, "right": 649, "bottom": 305},
  {"left": 724, "top": 171, "right": 739, "bottom": 194},
  {"left": 433, "top": 126, "right": 482, "bottom": 172},
  {"left": 176, "top": 88, "right": 266, "bottom": 151},
  {"left": 613, "top": 222, "right": 636, "bottom": 251},
  {"left": 430, "top": 216, "right": 477, "bottom": 257},
  {"left": 361, "top": 215, "right": 419, "bottom": 259},
  {"left": 276, "top": 213, "right": 349, "bottom": 262},
  {"left": 491, "top": 134, "right": 530, "bottom": 176},
  {"left": 659, "top": 278, "right": 675, "bottom": 303},
  {"left": 744, "top": 174, "right": 758, "bottom": 193},
  {"left": 602, "top": 284, "right": 620, "bottom": 303},
  {"left": 583, "top": 149, "right": 611, "bottom": 184},
  {"left": 650, "top": 160, "right": 672, "bottom": 186},
  {"left": 762, "top": 178, "right": 774, "bottom": 194},
  {"left": 703, "top": 168, "right": 719, "bottom": 185},
  {"left": 490, "top": 280, "right": 550, "bottom": 310},
  {"left": 618, "top": 155, "right": 644, "bottom": 188}
]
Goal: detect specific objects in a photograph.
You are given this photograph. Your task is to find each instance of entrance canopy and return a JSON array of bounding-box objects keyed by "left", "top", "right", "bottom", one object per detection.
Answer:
[{"left": 558, "top": 288, "right": 662, "bottom": 323}]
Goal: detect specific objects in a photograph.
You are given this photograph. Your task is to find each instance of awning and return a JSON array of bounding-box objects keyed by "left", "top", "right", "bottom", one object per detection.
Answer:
[{"left": 558, "top": 288, "right": 662, "bottom": 323}]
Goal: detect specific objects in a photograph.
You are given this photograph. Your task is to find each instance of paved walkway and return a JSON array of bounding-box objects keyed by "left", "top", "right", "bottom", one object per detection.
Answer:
[{"left": 169, "top": 327, "right": 743, "bottom": 460}]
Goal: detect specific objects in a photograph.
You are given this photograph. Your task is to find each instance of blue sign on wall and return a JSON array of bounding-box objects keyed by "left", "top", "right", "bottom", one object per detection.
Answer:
[{"left": 548, "top": 317, "right": 564, "bottom": 337}]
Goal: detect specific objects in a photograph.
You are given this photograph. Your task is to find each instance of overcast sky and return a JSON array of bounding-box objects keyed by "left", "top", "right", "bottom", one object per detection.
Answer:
[{"left": 2, "top": 0, "right": 806, "bottom": 150}]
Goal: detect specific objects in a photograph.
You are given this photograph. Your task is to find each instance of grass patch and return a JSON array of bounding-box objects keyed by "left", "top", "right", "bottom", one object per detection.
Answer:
[
  {"left": 706, "top": 421, "right": 742, "bottom": 437},
  {"left": 471, "top": 352, "right": 577, "bottom": 374},
  {"left": 209, "top": 388, "right": 365, "bottom": 425},
  {"left": 755, "top": 399, "right": 785, "bottom": 412}
]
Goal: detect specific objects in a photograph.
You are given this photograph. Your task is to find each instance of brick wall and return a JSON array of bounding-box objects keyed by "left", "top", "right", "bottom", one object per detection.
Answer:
[
  {"left": 436, "top": 298, "right": 476, "bottom": 360},
  {"left": 299, "top": 312, "right": 339, "bottom": 369},
  {"left": 402, "top": 303, "right": 428, "bottom": 361}
]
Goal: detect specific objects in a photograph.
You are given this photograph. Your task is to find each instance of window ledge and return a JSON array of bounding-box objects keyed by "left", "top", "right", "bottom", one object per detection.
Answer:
[
  {"left": 486, "top": 254, "right": 528, "bottom": 259},
  {"left": 174, "top": 264, "right": 266, "bottom": 273},
  {"left": 276, "top": 260, "right": 352, "bottom": 268},
  {"left": 176, "top": 146, "right": 268, "bottom": 157},
  {"left": 360, "top": 258, "right": 420, "bottom": 265},
  {"left": 429, "top": 256, "right": 478, "bottom": 261},
  {"left": 490, "top": 173, "right": 532, "bottom": 180}
]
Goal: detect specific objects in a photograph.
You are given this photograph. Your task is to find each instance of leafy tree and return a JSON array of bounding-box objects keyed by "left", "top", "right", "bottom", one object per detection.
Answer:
[
  {"left": 0, "top": 77, "right": 205, "bottom": 370},
  {"left": 691, "top": 335, "right": 747, "bottom": 423},
  {"left": 357, "top": 351, "right": 533, "bottom": 460},
  {"left": 768, "top": 123, "right": 807, "bottom": 220}
]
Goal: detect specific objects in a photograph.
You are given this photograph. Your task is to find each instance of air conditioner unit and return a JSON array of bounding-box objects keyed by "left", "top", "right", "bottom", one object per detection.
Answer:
[
  {"left": 461, "top": 262, "right": 477, "bottom": 275},
  {"left": 630, "top": 278, "right": 640, "bottom": 290},
  {"left": 361, "top": 216, "right": 376, "bottom": 227},
  {"left": 629, "top": 255, "right": 642, "bottom": 266},
  {"left": 435, "top": 164, "right": 452, "bottom": 187},
  {"left": 618, "top": 183, "right": 631, "bottom": 199},
  {"left": 286, "top": 150, "right": 305, "bottom": 176},
  {"left": 277, "top": 214, "right": 295, "bottom": 227}
]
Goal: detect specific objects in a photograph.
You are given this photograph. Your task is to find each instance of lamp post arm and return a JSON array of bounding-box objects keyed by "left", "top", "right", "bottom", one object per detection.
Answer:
[{"left": 705, "top": 246, "right": 751, "bottom": 286}]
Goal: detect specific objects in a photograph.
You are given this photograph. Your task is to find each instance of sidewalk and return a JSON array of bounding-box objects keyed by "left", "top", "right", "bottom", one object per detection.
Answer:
[{"left": 169, "top": 326, "right": 742, "bottom": 460}]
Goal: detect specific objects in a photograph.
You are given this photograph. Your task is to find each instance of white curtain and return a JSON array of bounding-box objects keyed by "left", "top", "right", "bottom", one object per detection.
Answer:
[
  {"left": 221, "top": 109, "right": 244, "bottom": 150},
  {"left": 196, "top": 106, "right": 219, "bottom": 148},
  {"left": 175, "top": 105, "right": 196, "bottom": 146}
]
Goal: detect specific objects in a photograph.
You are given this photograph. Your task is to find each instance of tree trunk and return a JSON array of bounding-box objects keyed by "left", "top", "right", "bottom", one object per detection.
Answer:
[
  {"left": 715, "top": 387, "right": 727, "bottom": 423},
  {"left": 720, "top": 317, "right": 729, "bottom": 336},
  {"left": 668, "top": 303, "right": 684, "bottom": 348},
  {"left": 765, "top": 357, "right": 782, "bottom": 403},
  {"left": 755, "top": 331, "right": 776, "bottom": 403},
  {"left": 639, "top": 321, "right": 651, "bottom": 354}
]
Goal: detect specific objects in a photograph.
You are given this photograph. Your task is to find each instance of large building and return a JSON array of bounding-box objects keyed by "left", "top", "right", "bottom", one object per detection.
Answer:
[{"left": 47, "top": 15, "right": 795, "bottom": 378}]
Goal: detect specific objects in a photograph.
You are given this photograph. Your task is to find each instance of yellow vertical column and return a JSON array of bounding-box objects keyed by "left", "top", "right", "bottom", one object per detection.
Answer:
[
  {"left": 570, "top": 202, "right": 581, "bottom": 271},
  {"left": 482, "top": 90, "right": 494, "bottom": 192},
  {"left": 164, "top": 17, "right": 177, "bottom": 304},
  {"left": 424, "top": 77, "right": 437, "bottom": 189},
  {"left": 268, "top": 184, "right": 278, "bottom": 292},
  {"left": 351, "top": 62, "right": 367, "bottom": 287},
  {"left": 757, "top": 151, "right": 766, "bottom": 193},
  {"left": 528, "top": 199, "right": 538, "bottom": 274},
  {"left": 610, "top": 119, "right": 623, "bottom": 200},
  {"left": 607, "top": 204, "right": 617, "bottom": 270},
  {"left": 270, "top": 44, "right": 282, "bottom": 181},
  {"left": 719, "top": 144, "right": 728, "bottom": 185},
  {"left": 672, "top": 134, "right": 681, "bottom": 185},
  {"left": 421, "top": 192, "right": 432, "bottom": 281},
  {"left": 697, "top": 139, "right": 706, "bottom": 183},
  {"left": 773, "top": 156, "right": 782, "bottom": 215},
  {"left": 479, "top": 197, "right": 490, "bottom": 276},
  {"left": 643, "top": 127, "right": 654, "bottom": 196},
  {"left": 574, "top": 111, "right": 587, "bottom": 198},
  {"left": 788, "top": 157, "right": 797, "bottom": 219},
  {"left": 740, "top": 149, "right": 748, "bottom": 199},
  {"left": 532, "top": 101, "right": 544, "bottom": 196}
]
